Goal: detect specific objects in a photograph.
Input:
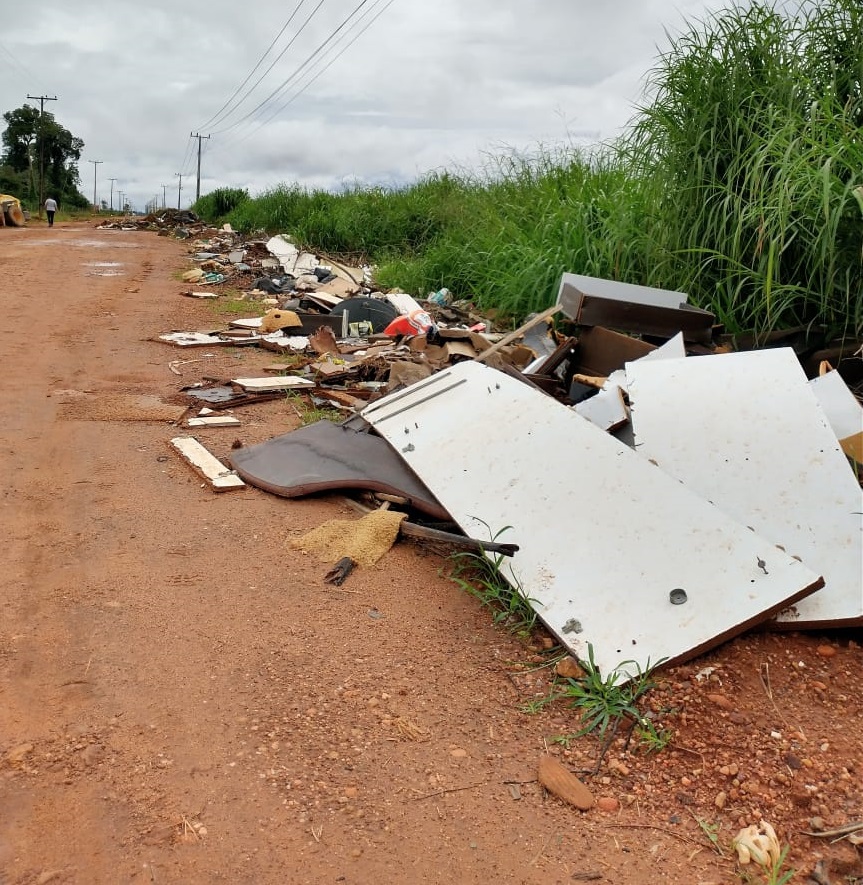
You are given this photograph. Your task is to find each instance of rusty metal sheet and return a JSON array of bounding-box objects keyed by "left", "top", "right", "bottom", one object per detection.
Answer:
[
  {"left": 362, "top": 361, "right": 823, "bottom": 677},
  {"left": 228, "top": 420, "right": 449, "bottom": 520}
]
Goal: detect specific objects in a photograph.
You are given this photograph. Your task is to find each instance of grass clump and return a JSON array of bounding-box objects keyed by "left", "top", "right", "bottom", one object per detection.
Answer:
[{"left": 448, "top": 528, "right": 538, "bottom": 636}]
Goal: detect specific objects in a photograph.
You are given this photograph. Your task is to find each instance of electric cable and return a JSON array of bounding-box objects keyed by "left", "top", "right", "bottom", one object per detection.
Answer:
[
  {"left": 196, "top": 0, "right": 309, "bottom": 131},
  {"left": 209, "top": 0, "right": 374, "bottom": 138}
]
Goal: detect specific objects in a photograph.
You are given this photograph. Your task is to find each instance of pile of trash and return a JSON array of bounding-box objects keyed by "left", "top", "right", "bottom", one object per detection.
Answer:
[
  {"left": 158, "top": 228, "right": 863, "bottom": 679},
  {"left": 97, "top": 208, "right": 206, "bottom": 238}
]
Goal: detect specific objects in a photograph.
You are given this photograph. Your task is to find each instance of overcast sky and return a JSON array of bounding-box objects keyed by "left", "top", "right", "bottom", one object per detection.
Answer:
[{"left": 1, "top": 0, "right": 733, "bottom": 211}]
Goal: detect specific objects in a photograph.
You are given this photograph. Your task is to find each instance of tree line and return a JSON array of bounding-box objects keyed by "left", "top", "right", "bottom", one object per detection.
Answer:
[{"left": 0, "top": 104, "right": 89, "bottom": 209}]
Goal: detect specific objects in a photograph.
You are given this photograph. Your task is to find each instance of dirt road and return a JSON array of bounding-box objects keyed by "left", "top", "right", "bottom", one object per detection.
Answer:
[{"left": 0, "top": 221, "right": 860, "bottom": 885}]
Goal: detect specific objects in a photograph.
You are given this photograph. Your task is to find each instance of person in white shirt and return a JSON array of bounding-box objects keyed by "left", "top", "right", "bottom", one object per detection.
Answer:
[{"left": 44, "top": 197, "right": 58, "bottom": 227}]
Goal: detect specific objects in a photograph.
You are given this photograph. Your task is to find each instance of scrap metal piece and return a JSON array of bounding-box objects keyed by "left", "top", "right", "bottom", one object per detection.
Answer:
[{"left": 361, "top": 360, "right": 823, "bottom": 677}]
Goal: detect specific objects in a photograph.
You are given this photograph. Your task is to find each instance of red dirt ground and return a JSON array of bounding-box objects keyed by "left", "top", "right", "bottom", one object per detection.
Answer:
[{"left": 0, "top": 219, "right": 860, "bottom": 885}]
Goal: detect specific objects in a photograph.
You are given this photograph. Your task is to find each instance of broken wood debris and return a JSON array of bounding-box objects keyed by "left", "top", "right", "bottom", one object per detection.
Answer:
[{"left": 169, "top": 437, "right": 245, "bottom": 491}]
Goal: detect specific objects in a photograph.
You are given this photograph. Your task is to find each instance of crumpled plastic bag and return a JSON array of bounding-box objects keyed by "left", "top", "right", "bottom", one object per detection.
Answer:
[{"left": 731, "top": 820, "right": 781, "bottom": 867}]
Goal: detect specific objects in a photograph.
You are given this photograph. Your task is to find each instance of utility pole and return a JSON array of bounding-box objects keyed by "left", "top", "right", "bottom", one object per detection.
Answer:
[
  {"left": 108, "top": 177, "right": 117, "bottom": 211},
  {"left": 161, "top": 184, "right": 168, "bottom": 209},
  {"left": 88, "top": 160, "right": 103, "bottom": 212},
  {"left": 174, "top": 172, "right": 183, "bottom": 210},
  {"left": 118, "top": 192, "right": 125, "bottom": 214},
  {"left": 26, "top": 93, "right": 57, "bottom": 219},
  {"left": 190, "top": 132, "right": 210, "bottom": 202}
]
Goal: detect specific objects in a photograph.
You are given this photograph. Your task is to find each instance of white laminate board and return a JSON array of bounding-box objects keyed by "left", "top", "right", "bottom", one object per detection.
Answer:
[
  {"left": 626, "top": 348, "right": 863, "bottom": 627},
  {"left": 574, "top": 385, "right": 628, "bottom": 431},
  {"left": 232, "top": 376, "right": 314, "bottom": 391},
  {"left": 170, "top": 437, "right": 245, "bottom": 491},
  {"left": 186, "top": 416, "right": 241, "bottom": 427},
  {"left": 362, "top": 361, "right": 823, "bottom": 676},
  {"left": 809, "top": 370, "right": 863, "bottom": 449}
]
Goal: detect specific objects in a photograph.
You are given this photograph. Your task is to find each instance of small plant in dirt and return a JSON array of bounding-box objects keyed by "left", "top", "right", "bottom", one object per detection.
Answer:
[
  {"left": 448, "top": 527, "right": 538, "bottom": 636},
  {"left": 285, "top": 392, "right": 341, "bottom": 426},
  {"left": 211, "top": 297, "right": 260, "bottom": 316},
  {"left": 554, "top": 645, "right": 664, "bottom": 740}
]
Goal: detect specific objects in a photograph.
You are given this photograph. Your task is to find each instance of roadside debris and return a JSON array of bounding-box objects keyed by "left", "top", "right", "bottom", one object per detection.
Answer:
[
  {"left": 169, "top": 437, "right": 245, "bottom": 491},
  {"left": 141, "top": 219, "right": 860, "bottom": 677}
]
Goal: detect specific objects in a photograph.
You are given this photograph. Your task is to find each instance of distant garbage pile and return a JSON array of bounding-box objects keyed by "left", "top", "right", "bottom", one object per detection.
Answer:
[
  {"left": 97, "top": 208, "right": 204, "bottom": 238},
  {"left": 157, "top": 226, "right": 863, "bottom": 679}
]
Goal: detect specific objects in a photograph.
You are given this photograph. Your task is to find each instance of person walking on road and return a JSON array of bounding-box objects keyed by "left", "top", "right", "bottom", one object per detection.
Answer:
[{"left": 44, "top": 197, "right": 57, "bottom": 227}]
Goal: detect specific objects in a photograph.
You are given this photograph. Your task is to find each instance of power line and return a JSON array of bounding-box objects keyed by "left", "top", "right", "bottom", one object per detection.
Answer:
[
  {"left": 196, "top": 0, "right": 311, "bottom": 131},
  {"left": 217, "top": 0, "right": 396, "bottom": 155},
  {"left": 209, "top": 0, "right": 331, "bottom": 136},
  {"left": 263, "top": 0, "right": 396, "bottom": 128}
]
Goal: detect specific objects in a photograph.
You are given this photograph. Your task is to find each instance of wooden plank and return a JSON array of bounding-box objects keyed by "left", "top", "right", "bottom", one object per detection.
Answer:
[
  {"left": 362, "top": 360, "right": 823, "bottom": 677},
  {"left": 170, "top": 437, "right": 245, "bottom": 491},
  {"left": 475, "top": 305, "right": 562, "bottom": 364},
  {"left": 232, "top": 376, "right": 314, "bottom": 391},
  {"left": 809, "top": 369, "right": 863, "bottom": 464},
  {"left": 186, "top": 416, "right": 242, "bottom": 427},
  {"left": 627, "top": 348, "right": 863, "bottom": 628}
]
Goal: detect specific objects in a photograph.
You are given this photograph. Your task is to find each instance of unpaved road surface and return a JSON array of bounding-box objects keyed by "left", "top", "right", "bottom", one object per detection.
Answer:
[{"left": 1, "top": 221, "right": 861, "bottom": 884}]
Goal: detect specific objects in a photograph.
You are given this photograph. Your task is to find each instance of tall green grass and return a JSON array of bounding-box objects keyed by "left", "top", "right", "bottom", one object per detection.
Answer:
[{"left": 193, "top": 0, "right": 863, "bottom": 338}]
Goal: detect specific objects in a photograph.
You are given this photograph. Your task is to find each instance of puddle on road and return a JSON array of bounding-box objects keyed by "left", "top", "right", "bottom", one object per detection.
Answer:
[
  {"left": 25, "top": 237, "right": 140, "bottom": 249},
  {"left": 83, "top": 261, "right": 125, "bottom": 276}
]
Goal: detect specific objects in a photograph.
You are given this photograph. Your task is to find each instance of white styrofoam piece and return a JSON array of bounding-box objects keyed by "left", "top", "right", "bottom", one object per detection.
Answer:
[
  {"left": 232, "top": 376, "right": 314, "bottom": 391},
  {"left": 626, "top": 348, "right": 863, "bottom": 627},
  {"left": 362, "top": 361, "right": 822, "bottom": 676},
  {"left": 809, "top": 370, "right": 863, "bottom": 445},
  {"left": 574, "top": 385, "right": 628, "bottom": 431},
  {"left": 170, "top": 437, "right": 245, "bottom": 491}
]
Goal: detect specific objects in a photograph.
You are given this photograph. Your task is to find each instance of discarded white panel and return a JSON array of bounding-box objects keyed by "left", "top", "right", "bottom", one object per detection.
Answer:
[
  {"left": 170, "top": 437, "right": 245, "bottom": 491},
  {"left": 626, "top": 348, "right": 863, "bottom": 627},
  {"left": 229, "top": 317, "right": 263, "bottom": 330},
  {"left": 362, "top": 361, "right": 822, "bottom": 676},
  {"left": 574, "top": 385, "right": 628, "bottom": 431},
  {"left": 158, "top": 332, "right": 233, "bottom": 347},
  {"left": 232, "top": 376, "right": 314, "bottom": 392},
  {"left": 604, "top": 333, "right": 686, "bottom": 395},
  {"left": 186, "top": 416, "right": 241, "bottom": 428},
  {"left": 183, "top": 290, "right": 220, "bottom": 299},
  {"left": 809, "top": 370, "right": 863, "bottom": 464}
]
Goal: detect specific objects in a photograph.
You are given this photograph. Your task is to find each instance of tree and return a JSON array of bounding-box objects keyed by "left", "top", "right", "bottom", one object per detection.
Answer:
[{"left": 1, "top": 103, "right": 88, "bottom": 209}]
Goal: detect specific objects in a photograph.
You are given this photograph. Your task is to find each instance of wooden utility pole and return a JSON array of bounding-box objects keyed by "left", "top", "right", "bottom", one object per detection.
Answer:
[
  {"left": 26, "top": 93, "right": 57, "bottom": 219},
  {"left": 174, "top": 172, "right": 183, "bottom": 210},
  {"left": 108, "top": 177, "right": 117, "bottom": 211},
  {"left": 161, "top": 184, "right": 168, "bottom": 209},
  {"left": 190, "top": 132, "right": 210, "bottom": 201},
  {"left": 88, "top": 160, "right": 103, "bottom": 212}
]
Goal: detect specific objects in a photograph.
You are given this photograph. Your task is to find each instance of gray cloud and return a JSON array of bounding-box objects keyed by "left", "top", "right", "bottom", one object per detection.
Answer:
[{"left": 1, "top": 0, "right": 734, "bottom": 210}]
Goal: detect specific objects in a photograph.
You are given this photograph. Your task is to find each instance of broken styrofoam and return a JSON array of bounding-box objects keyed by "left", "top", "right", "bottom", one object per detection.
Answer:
[
  {"left": 362, "top": 361, "right": 823, "bottom": 677},
  {"left": 626, "top": 348, "right": 863, "bottom": 628},
  {"left": 159, "top": 332, "right": 235, "bottom": 347}
]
